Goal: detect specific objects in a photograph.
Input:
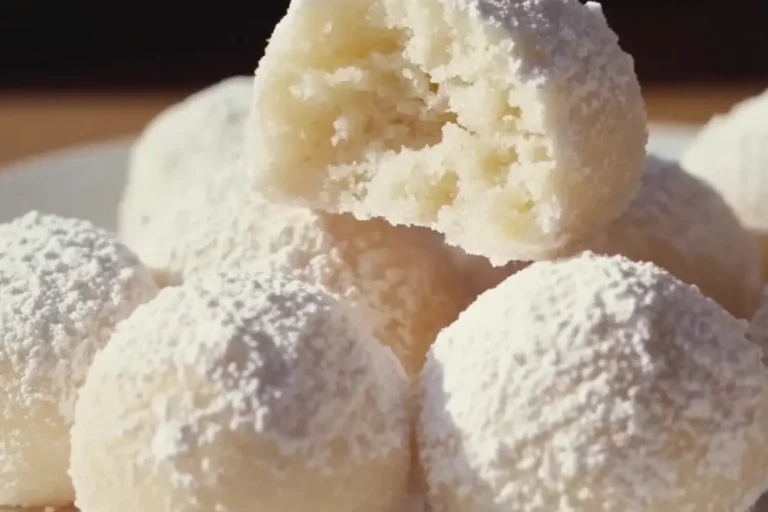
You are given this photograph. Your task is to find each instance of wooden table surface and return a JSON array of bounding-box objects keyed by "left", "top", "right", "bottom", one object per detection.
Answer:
[{"left": 0, "top": 84, "right": 765, "bottom": 168}]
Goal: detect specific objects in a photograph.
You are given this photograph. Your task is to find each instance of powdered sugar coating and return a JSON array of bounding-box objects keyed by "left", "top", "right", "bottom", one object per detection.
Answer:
[
  {"left": 134, "top": 166, "right": 470, "bottom": 376},
  {"left": 590, "top": 154, "right": 763, "bottom": 319},
  {"left": 249, "top": 0, "right": 646, "bottom": 263},
  {"left": 0, "top": 211, "right": 158, "bottom": 507},
  {"left": 70, "top": 272, "right": 411, "bottom": 512},
  {"left": 119, "top": 76, "right": 252, "bottom": 249},
  {"left": 680, "top": 88, "right": 768, "bottom": 229},
  {"left": 680, "top": 89, "right": 768, "bottom": 279},
  {"left": 418, "top": 252, "right": 768, "bottom": 512}
]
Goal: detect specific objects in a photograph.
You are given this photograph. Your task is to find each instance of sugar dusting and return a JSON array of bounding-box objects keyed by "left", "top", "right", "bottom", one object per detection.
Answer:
[
  {"left": 118, "top": 76, "right": 253, "bottom": 247},
  {"left": 71, "top": 272, "right": 411, "bottom": 511},
  {"left": 681, "top": 88, "right": 768, "bottom": 231},
  {"left": 0, "top": 212, "right": 157, "bottom": 420},
  {"left": 250, "top": 0, "right": 647, "bottom": 262},
  {"left": 141, "top": 275, "right": 401, "bottom": 466},
  {"left": 135, "top": 166, "right": 469, "bottom": 375},
  {"left": 596, "top": 154, "right": 763, "bottom": 319},
  {"left": 0, "top": 212, "right": 158, "bottom": 505},
  {"left": 419, "top": 252, "right": 768, "bottom": 511}
]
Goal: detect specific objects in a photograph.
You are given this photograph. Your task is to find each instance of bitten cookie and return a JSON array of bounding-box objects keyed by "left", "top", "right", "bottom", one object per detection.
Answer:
[{"left": 249, "top": 0, "right": 646, "bottom": 263}]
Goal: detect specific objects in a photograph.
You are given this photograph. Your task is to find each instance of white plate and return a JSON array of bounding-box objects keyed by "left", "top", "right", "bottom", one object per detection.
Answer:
[
  {"left": 646, "top": 122, "right": 699, "bottom": 161},
  {"left": 0, "top": 123, "right": 699, "bottom": 228},
  {"left": 0, "top": 138, "right": 132, "bottom": 230}
]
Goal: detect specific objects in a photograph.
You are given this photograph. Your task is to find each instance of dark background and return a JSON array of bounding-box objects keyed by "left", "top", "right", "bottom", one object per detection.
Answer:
[{"left": 0, "top": 1, "right": 767, "bottom": 92}]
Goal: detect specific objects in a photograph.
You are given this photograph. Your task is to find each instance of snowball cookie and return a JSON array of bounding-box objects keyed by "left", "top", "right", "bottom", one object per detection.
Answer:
[
  {"left": 680, "top": 89, "right": 768, "bottom": 278},
  {"left": 70, "top": 272, "right": 411, "bottom": 512},
  {"left": 590, "top": 154, "right": 763, "bottom": 319},
  {"left": 0, "top": 212, "right": 158, "bottom": 507},
  {"left": 418, "top": 252, "right": 768, "bottom": 512},
  {"left": 248, "top": 0, "right": 647, "bottom": 263},
  {"left": 118, "top": 76, "right": 252, "bottom": 249},
  {"left": 134, "top": 167, "right": 470, "bottom": 376}
]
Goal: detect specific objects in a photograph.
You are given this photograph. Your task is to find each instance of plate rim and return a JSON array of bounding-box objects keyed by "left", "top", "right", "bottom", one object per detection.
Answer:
[{"left": 0, "top": 136, "right": 135, "bottom": 176}]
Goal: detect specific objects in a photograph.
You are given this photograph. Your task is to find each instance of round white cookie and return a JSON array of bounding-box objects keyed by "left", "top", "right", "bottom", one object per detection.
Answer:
[
  {"left": 70, "top": 272, "right": 411, "bottom": 512},
  {"left": 680, "top": 89, "right": 768, "bottom": 278},
  {"left": 118, "top": 76, "right": 252, "bottom": 249},
  {"left": 591, "top": 154, "right": 762, "bottom": 319},
  {"left": 0, "top": 212, "right": 157, "bottom": 507},
  {"left": 249, "top": 0, "right": 647, "bottom": 263},
  {"left": 134, "top": 166, "right": 470, "bottom": 376},
  {"left": 418, "top": 252, "right": 768, "bottom": 512}
]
